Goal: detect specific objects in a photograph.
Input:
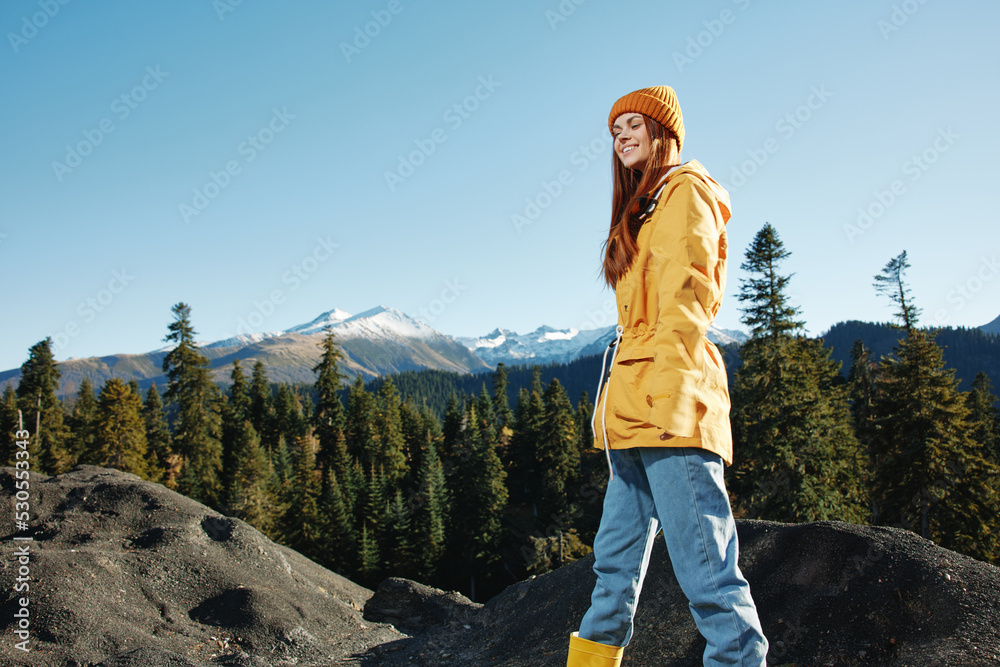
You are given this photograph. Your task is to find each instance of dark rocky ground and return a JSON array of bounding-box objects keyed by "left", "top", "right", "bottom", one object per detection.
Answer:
[{"left": 2, "top": 466, "right": 999, "bottom": 666}]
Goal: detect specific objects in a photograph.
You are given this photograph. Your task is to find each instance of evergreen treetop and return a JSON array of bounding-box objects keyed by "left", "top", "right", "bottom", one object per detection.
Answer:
[
  {"left": 874, "top": 250, "right": 921, "bottom": 336},
  {"left": 737, "top": 223, "right": 804, "bottom": 341}
]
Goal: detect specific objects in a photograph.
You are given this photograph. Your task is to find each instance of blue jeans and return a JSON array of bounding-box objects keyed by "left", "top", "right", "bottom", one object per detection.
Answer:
[{"left": 578, "top": 447, "right": 768, "bottom": 666}]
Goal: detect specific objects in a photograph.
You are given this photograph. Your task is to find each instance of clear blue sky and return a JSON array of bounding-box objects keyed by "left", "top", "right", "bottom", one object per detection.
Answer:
[{"left": 2, "top": 0, "right": 998, "bottom": 373}]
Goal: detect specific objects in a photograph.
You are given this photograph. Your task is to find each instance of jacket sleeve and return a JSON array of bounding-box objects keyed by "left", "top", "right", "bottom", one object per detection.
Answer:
[{"left": 646, "top": 176, "right": 728, "bottom": 437}]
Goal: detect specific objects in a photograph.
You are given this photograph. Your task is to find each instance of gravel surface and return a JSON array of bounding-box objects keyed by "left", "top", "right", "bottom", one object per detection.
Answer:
[
  {"left": 3, "top": 465, "right": 999, "bottom": 666},
  {"left": 0, "top": 466, "right": 403, "bottom": 666}
]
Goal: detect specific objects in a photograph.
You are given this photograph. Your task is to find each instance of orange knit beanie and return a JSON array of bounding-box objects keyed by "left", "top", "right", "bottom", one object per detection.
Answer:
[{"left": 608, "top": 86, "right": 684, "bottom": 152}]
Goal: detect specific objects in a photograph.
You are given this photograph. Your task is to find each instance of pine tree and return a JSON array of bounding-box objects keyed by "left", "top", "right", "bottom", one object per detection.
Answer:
[
  {"left": 874, "top": 250, "right": 920, "bottom": 336},
  {"left": 966, "top": 373, "right": 1000, "bottom": 464},
  {"left": 345, "top": 375, "right": 378, "bottom": 472},
  {"left": 730, "top": 225, "right": 866, "bottom": 522},
  {"left": 272, "top": 384, "right": 306, "bottom": 450},
  {"left": 410, "top": 437, "right": 448, "bottom": 582},
  {"left": 438, "top": 393, "right": 465, "bottom": 477},
  {"left": 537, "top": 378, "right": 580, "bottom": 519},
  {"left": 492, "top": 363, "right": 514, "bottom": 437},
  {"left": 847, "top": 340, "right": 876, "bottom": 448},
  {"left": 1, "top": 383, "right": 21, "bottom": 466},
  {"left": 736, "top": 223, "right": 804, "bottom": 342},
  {"left": 66, "top": 377, "right": 98, "bottom": 464},
  {"left": 313, "top": 339, "right": 354, "bottom": 515},
  {"left": 447, "top": 400, "right": 509, "bottom": 600},
  {"left": 220, "top": 360, "right": 251, "bottom": 498},
  {"left": 227, "top": 419, "right": 278, "bottom": 537},
  {"left": 312, "top": 328, "right": 348, "bottom": 480},
  {"left": 847, "top": 340, "right": 877, "bottom": 515},
  {"left": 374, "top": 378, "right": 408, "bottom": 487},
  {"left": 280, "top": 434, "right": 323, "bottom": 562},
  {"left": 509, "top": 373, "right": 545, "bottom": 509},
  {"left": 319, "top": 469, "right": 354, "bottom": 573},
  {"left": 399, "top": 399, "right": 424, "bottom": 482},
  {"left": 870, "top": 328, "right": 1000, "bottom": 560},
  {"left": 868, "top": 256, "right": 1000, "bottom": 562},
  {"left": 16, "top": 338, "right": 71, "bottom": 473},
  {"left": 383, "top": 490, "right": 415, "bottom": 578},
  {"left": 91, "top": 378, "right": 149, "bottom": 477},
  {"left": 270, "top": 435, "right": 293, "bottom": 486},
  {"left": 248, "top": 361, "right": 273, "bottom": 449},
  {"left": 351, "top": 463, "right": 388, "bottom": 582},
  {"left": 162, "top": 303, "right": 223, "bottom": 506},
  {"left": 356, "top": 521, "right": 381, "bottom": 584},
  {"left": 143, "top": 383, "right": 176, "bottom": 487},
  {"left": 576, "top": 390, "right": 593, "bottom": 461},
  {"left": 574, "top": 389, "right": 606, "bottom": 544}
]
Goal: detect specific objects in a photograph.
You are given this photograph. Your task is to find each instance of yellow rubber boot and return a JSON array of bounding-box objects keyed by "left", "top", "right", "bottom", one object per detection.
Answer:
[{"left": 566, "top": 631, "right": 624, "bottom": 666}]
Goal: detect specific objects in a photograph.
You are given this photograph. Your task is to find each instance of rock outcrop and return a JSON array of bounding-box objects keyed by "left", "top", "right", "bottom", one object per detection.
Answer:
[
  {"left": 2, "top": 466, "right": 999, "bottom": 666},
  {"left": 0, "top": 466, "right": 403, "bottom": 666}
]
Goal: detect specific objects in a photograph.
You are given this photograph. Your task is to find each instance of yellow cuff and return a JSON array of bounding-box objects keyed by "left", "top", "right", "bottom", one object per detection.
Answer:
[{"left": 567, "top": 631, "right": 623, "bottom": 666}]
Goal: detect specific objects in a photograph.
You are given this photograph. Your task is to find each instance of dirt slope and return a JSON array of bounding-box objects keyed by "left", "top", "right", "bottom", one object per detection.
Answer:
[{"left": 3, "top": 466, "right": 999, "bottom": 666}]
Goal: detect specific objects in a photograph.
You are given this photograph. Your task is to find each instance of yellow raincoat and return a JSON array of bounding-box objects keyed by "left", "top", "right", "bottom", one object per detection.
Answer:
[{"left": 593, "top": 159, "right": 733, "bottom": 465}]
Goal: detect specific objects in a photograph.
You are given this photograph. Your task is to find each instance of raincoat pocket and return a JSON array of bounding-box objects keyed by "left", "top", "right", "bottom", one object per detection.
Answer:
[{"left": 607, "top": 346, "right": 657, "bottom": 440}]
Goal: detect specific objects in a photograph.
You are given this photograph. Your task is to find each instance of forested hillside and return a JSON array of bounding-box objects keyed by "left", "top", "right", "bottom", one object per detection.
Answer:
[
  {"left": 362, "top": 354, "right": 606, "bottom": 421},
  {"left": 822, "top": 320, "right": 999, "bottom": 392}
]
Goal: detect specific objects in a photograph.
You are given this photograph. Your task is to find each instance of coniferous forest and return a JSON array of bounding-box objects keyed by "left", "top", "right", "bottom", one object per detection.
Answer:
[{"left": 4, "top": 225, "right": 1000, "bottom": 601}]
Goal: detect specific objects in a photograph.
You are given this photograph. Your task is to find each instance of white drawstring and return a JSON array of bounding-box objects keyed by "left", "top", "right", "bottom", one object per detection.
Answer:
[
  {"left": 589, "top": 168, "right": 678, "bottom": 482},
  {"left": 591, "top": 324, "right": 624, "bottom": 480}
]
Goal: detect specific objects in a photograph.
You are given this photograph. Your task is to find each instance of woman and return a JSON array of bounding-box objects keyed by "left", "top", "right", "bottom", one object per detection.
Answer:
[{"left": 566, "top": 86, "right": 768, "bottom": 666}]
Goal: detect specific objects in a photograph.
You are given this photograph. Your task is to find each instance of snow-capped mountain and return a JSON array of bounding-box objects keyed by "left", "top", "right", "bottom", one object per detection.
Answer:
[
  {"left": 455, "top": 326, "right": 612, "bottom": 367},
  {"left": 196, "top": 306, "right": 449, "bottom": 350},
  {"left": 455, "top": 323, "right": 748, "bottom": 367},
  {"left": 15, "top": 306, "right": 490, "bottom": 396},
  {"left": 300, "top": 306, "right": 442, "bottom": 341}
]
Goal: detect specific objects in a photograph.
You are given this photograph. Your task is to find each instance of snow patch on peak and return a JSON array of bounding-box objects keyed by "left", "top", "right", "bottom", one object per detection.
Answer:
[
  {"left": 458, "top": 322, "right": 750, "bottom": 368},
  {"left": 336, "top": 306, "right": 439, "bottom": 341},
  {"left": 537, "top": 327, "right": 579, "bottom": 342},
  {"left": 456, "top": 325, "right": 615, "bottom": 366},
  {"left": 455, "top": 327, "right": 523, "bottom": 351},
  {"left": 204, "top": 331, "right": 285, "bottom": 349},
  {"left": 287, "top": 308, "right": 353, "bottom": 335},
  {"left": 348, "top": 304, "right": 396, "bottom": 320}
]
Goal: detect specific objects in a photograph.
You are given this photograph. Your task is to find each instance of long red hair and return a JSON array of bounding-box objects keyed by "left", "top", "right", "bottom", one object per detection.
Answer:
[{"left": 601, "top": 115, "right": 680, "bottom": 288}]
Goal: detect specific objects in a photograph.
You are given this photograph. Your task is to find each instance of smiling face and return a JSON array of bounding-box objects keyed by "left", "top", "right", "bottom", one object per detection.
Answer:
[{"left": 611, "top": 112, "right": 651, "bottom": 171}]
